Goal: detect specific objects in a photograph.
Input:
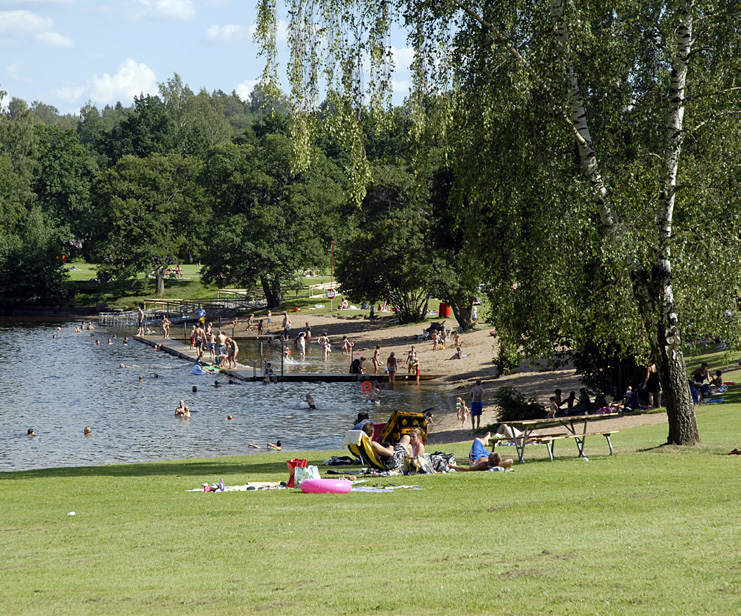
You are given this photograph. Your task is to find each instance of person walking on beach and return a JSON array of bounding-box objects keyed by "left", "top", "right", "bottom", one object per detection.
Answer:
[
  {"left": 372, "top": 344, "right": 381, "bottom": 374},
  {"left": 470, "top": 380, "right": 485, "bottom": 431}
]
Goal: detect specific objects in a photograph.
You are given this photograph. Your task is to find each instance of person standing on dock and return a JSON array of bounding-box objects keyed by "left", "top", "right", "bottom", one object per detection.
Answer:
[
  {"left": 195, "top": 304, "right": 206, "bottom": 325},
  {"left": 136, "top": 305, "right": 145, "bottom": 336},
  {"left": 161, "top": 316, "right": 171, "bottom": 338}
]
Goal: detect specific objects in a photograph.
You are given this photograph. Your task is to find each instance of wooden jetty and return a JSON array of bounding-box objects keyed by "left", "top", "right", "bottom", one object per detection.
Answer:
[{"left": 135, "top": 335, "right": 441, "bottom": 383}]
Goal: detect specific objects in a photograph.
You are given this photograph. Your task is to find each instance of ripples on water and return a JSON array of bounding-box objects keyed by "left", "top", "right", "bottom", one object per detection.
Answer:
[{"left": 0, "top": 320, "right": 448, "bottom": 471}]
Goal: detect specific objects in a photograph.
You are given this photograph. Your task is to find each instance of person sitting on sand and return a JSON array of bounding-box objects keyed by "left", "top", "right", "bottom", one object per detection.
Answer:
[
  {"left": 449, "top": 451, "right": 513, "bottom": 472},
  {"left": 449, "top": 347, "right": 464, "bottom": 360}
]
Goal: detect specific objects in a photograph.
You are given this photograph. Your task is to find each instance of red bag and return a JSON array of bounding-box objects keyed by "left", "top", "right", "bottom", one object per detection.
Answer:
[{"left": 286, "top": 458, "right": 308, "bottom": 488}]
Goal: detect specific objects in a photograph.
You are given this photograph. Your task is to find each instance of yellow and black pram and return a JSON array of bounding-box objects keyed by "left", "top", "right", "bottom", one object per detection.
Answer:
[{"left": 379, "top": 411, "right": 428, "bottom": 445}]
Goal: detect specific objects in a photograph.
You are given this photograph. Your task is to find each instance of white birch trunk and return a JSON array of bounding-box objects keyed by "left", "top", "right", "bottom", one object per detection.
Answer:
[
  {"left": 652, "top": 1, "right": 698, "bottom": 444},
  {"left": 550, "top": 0, "right": 616, "bottom": 228},
  {"left": 550, "top": 0, "right": 698, "bottom": 444}
]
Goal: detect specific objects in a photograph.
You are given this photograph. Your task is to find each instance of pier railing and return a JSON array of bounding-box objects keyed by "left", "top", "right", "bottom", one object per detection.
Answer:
[{"left": 98, "top": 290, "right": 266, "bottom": 329}]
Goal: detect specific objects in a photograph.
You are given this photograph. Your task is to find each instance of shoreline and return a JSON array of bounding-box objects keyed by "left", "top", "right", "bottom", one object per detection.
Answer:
[{"left": 223, "top": 311, "right": 672, "bottom": 444}]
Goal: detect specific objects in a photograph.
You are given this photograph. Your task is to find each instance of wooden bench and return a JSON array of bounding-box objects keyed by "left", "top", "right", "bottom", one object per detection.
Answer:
[{"left": 518, "top": 431, "right": 618, "bottom": 462}]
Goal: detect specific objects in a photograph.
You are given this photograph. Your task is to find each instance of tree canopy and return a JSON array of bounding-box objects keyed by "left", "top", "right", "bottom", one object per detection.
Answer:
[{"left": 256, "top": 0, "right": 740, "bottom": 445}]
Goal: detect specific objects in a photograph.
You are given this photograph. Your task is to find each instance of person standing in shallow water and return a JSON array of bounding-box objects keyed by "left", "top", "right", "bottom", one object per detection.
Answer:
[{"left": 387, "top": 352, "right": 398, "bottom": 384}]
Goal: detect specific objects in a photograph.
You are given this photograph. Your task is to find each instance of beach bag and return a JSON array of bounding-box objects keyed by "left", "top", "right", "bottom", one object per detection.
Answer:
[
  {"left": 286, "top": 458, "right": 308, "bottom": 488},
  {"left": 294, "top": 465, "right": 320, "bottom": 487},
  {"left": 405, "top": 454, "right": 435, "bottom": 475},
  {"left": 430, "top": 452, "right": 456, "bottom": 473}
]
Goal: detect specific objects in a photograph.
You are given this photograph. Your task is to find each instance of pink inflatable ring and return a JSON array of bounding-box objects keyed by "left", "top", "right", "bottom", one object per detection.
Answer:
[{"left": 300, "top": 478, "right": 352, "bottom": 494}]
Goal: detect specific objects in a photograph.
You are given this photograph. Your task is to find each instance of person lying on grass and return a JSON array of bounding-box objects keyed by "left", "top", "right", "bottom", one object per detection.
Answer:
[{"left": 449, "top": 451, "right": 513, "bottom": 472}]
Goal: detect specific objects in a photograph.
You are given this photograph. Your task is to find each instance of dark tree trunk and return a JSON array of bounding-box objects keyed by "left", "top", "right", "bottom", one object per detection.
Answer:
[
  {"left": 632, "top": 264, "right": 699, "bottom": 446},
  {"left": 155, "top": 267, "right": 166, "bottom": 296},
  {"left": 450, "top": 295, "right": 475, "bottom": 331},
  {"left": 261, "top": 276, "right": 283, "bottom": 309}
]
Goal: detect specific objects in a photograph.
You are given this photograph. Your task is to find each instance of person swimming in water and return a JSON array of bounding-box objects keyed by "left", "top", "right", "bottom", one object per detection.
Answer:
[
  {"left": 267, "top": 440, "right": 282, "bottom": 450},
  {"left": 302, "top": 393, "right": 316, "bottom": 409}
]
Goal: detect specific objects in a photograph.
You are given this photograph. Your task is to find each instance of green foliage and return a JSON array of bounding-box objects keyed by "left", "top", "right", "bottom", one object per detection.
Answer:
[
  {"left": 336, "top": 162, "right": 434, "bottom": 323},
  {"left": 201, "top": 128, "right": 346, "bottom": 308},
  {"left": 491, "top": 385, "right": 545, "bottom": 421},
  {"left": 33, "top": 124, "right": 97, "bottom": 252},
  {"left": 90, "top": 153, "right": 209, "bottom": 295}
]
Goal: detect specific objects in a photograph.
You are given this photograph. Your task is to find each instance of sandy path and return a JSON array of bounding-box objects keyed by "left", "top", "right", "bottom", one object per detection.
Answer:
[{"left": 235, "top": 310, "right": 671, "bottom": 444}]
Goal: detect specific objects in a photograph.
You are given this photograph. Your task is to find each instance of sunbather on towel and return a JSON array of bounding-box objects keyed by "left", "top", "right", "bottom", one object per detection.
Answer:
[{"left": 449, "top": 450, "right": 513, "bottom": 472}]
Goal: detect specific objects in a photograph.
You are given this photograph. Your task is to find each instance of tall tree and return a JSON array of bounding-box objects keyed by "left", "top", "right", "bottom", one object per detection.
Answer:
[
  {"left": 202, "top": 129, "right": 346, "bottom": 308},
  {"left": 90, "top": 153, "right": 208, "bottom": 295},
  {"left": 258, "top": 0, "right": 740, "bottom": 446},
  {"left": 336, "top": 163, "right": 435, "bottom": 323},
  {"left": 33, "top": 124, "right": 97, "bottom": 254}
]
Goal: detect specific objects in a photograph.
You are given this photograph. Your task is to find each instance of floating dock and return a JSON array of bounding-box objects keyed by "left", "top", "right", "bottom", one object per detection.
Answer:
[{"left": 135, "top": 335, "right": 441, "bottom": 383}]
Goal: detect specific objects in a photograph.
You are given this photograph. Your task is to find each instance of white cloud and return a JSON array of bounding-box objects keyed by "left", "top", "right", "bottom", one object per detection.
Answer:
[
  {"left": 35, "top": 30, "right": 74, "bottom": 47},
  {"left": 0, "top": 1, "right": 73, "bottom": 6},
  {"left": 6, "top": 62, "right": 32, "bottom": 82},
  {"left": 234, "top": 80, "right": 258, "bottom": 102},
  {"left": 205, "top": 23, "right": 253, "bottom": 44},
  {"left": 0, "top": 10, "right": 74, "bottom": 47},
  {"left": 89, "top": 58, "right": 158, "bottom": 104},
  {"left": 392, "top": 79, "right": 410, "bottom": 95},
  {"left": 391, "top": 46, "right": 414, "bottom": 73},
  {"left": 206, "top": 19, "right": 287, "bottom": 46},
  {"left": 126, "top": 0, "right": 196, "bottom": 21},
  {"left": 52, "top": 58, "right": 158, "bottom": 107}
]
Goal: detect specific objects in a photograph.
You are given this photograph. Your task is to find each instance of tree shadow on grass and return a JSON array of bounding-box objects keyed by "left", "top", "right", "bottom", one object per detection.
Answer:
[{"left": 0, "top": 454, "right": 338, "bottom": 481}]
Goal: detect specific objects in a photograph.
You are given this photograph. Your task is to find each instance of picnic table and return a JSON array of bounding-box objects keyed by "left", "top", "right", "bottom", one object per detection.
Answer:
[{"left": 501, "top": 414, "right": 619, "bottom": 463}]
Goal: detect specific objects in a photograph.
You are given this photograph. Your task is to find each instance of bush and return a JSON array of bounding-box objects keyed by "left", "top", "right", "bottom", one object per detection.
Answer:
[{"left": 492, "top": 386, "right": 544, "bottom": 422}]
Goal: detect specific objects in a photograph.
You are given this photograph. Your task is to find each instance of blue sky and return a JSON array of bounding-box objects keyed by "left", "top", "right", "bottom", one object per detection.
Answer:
[{"left": 0, "top": 0, "right": 413, "bottom": 114}]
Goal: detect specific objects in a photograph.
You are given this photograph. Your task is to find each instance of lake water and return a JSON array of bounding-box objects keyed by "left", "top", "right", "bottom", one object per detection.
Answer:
[{"left": 0, "top": 320, "right": 448, "bottom": 472}]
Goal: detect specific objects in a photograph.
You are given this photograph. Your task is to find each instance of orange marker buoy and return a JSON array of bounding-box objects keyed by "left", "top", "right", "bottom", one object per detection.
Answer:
[{"left": 361, "top": 381, "right": 372, "bottom": 392}]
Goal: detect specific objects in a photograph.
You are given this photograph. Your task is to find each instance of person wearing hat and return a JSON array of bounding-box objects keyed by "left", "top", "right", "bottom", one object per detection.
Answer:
[{"left": 386, "top": 351, "right": 398, "bottom": 384}]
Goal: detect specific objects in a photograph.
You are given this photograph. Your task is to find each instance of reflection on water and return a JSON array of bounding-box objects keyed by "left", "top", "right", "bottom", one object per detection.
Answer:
[{"left": 0, "top": 321, "right": 447, "bottom": 472}]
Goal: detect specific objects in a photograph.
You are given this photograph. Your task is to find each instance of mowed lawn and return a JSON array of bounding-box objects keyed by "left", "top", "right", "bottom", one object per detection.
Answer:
[{"left": 1, "top": 404, "right": 738, "bottom": 616}]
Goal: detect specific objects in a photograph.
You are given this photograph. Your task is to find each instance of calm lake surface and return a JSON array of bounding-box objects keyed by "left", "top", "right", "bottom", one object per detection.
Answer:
[{"left": 0, "top": 320, "right": 448, "bottom": 472}]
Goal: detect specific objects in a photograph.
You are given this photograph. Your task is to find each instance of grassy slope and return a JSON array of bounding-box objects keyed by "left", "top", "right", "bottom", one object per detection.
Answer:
[{"left": 1, "top": 402, "right": 738, "bottom": 616}]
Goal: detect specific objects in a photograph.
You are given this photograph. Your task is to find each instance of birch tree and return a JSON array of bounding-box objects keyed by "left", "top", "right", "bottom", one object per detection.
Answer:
[{"left": 257, "top": 0, "right": 740, "bottom": 446}]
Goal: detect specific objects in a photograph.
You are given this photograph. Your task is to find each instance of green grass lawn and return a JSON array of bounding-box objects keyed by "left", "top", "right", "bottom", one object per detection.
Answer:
[{"left": 1, "top": 404, "right": 738, "bottom": 615}]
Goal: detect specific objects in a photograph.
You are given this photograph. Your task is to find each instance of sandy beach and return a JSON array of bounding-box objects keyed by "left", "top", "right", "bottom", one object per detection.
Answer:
[{"left": 237, "top": 310, "right": 670, "bottom": 444}]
